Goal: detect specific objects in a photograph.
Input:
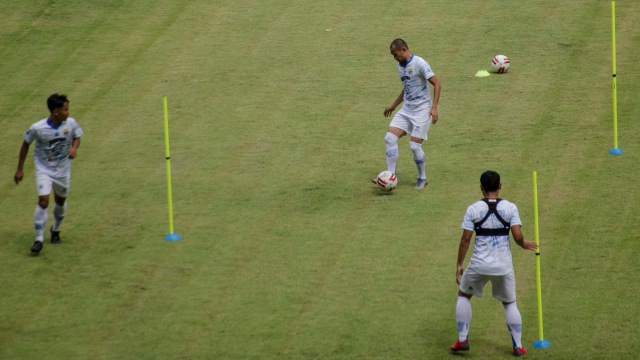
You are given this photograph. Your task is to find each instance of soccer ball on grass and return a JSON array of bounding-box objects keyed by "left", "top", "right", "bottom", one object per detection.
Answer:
[
  {"left": 491, "top": 55, "right": 510, "bottom": 73},
  {"left": 375, "top": 171, "right": 397, "bottom": 191}
]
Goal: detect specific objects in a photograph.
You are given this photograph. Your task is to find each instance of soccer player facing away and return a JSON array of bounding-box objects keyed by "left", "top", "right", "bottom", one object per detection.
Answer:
[
  {"left": 451, "top": 171, "right": 537, "bottom": 356},
  {"left": 14, "top": 94, "right": 84, "bottom": 255},
  {"left": 380, "top": 38, "right": 441, "bottom": 189}
]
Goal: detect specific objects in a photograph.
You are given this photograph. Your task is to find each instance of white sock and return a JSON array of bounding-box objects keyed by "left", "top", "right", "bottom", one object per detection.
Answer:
[
  {"left": 384, "top": 132, "right": 399, "bottom": 173},
  {"left": 409, "top": 141, "right": 426, "bottom": 180},
  {"left": 456, "top": 296, "right": 472, "bottom": 342},
  {"left": 504, "top": 302, "right": 523, "bottom": 348},
  {"left": 52, "top": 202, "right": 67, "bottom": 232},
  {"left": 34, "top": 205, "right": 48, "bottom": 242}
]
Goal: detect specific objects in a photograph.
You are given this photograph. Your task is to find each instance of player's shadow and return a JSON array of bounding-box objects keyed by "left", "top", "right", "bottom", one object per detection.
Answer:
[
  {"left": 4, "top": 230, "right": 42, "bottom": 257},
  {"left": 372, "top": 189, "right": 395, "bottom": 196}
]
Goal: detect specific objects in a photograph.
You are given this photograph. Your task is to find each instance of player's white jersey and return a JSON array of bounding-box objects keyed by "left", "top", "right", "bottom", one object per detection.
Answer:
[
  {"left": 461, "top": 199, "right": 522, "bottom": 276},
  {"left": 24, "top": 117, "right": 83, "bottom": 177},
  {"left": 397, "top": 54, "right": 435, "bottom": 111}
]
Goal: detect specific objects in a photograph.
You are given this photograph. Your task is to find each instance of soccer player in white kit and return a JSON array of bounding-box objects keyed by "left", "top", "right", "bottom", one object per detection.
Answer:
[
  {"left": 451, "top": 171, "right": 537, "bottom": 356},
  {"left": 14, "top": 94, "right": 83, "bottom": 255},
  {"left": 380, "top": 38, "right": 441, "bottom": 189}
]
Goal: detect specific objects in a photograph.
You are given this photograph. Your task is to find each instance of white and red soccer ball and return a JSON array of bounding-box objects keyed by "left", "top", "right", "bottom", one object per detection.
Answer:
[
  {"left": 376, "top": 170, "right": 397, "bottom": 191},
  {"left": 491, "top": 55, "right": 510, "bottom": 73}
]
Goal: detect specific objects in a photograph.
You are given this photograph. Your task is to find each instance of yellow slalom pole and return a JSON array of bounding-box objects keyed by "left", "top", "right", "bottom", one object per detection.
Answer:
[
  {"left": 164, "top": 96, "right": 181, "bottom": 241},
  {"left": 532, "top": 171, "right": 550, "bottom": 348},
  {"left": 609, "top": 1, "right": 623, "bottom": 155}
]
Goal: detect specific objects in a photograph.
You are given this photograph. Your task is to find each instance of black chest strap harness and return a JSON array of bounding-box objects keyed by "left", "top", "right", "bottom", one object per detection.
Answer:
[{"left": 474, "top": 198, "right": 511, "bottom": 236}]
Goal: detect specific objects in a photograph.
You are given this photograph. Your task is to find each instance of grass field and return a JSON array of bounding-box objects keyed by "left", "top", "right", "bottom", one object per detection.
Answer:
[{"left": 1, "top": 1, "right": 639, "bottom": 359}]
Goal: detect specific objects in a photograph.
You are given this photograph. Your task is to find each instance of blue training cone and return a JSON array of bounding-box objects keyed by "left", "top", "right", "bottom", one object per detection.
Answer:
[
  {"left": 165, "top": 232, "right": 182, "bottom": 241},
  {"left": 533, "top": 339, "right": 552, "bottom": 349}
]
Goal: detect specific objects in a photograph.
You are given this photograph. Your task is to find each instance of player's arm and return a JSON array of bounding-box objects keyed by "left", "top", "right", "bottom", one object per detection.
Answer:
[
  {"left": 511, "top": 225, "right": 538, "bottom": 251},
  {"left": 384, "top": 90, "right": 404, "bottom": 117},
  {"left": 68, "top": 137, "right": 81, "bottom": 159},
  {"left": 428, "top": 75, "right": 441, "bottom": 124},
  {"left": 456, "top": 229, "right": 474, "bottom": 284},
  {"left": 14, "top": 140, "right": 30, "bottom": 184}
]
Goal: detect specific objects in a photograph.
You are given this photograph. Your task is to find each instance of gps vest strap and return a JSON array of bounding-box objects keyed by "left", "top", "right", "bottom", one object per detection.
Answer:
[{"left": 474, "top": 198, "right": 511, "bottom": 236}]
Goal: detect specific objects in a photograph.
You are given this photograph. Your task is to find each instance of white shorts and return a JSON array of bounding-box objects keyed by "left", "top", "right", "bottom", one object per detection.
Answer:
[
  {"left": 459, "top": 267, "right": 517, "bottom": 303},
  {"left": 389, "top": 106, "right": 431, "bottom": 140},
  {"left": 35, "top": 171, "right": 70, "bottom": 197}
]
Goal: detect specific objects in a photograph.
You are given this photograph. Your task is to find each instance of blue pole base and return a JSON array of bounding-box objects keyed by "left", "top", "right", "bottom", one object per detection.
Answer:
[
  {"left": 165, "top": 233, "right": 182, "bottom": 241},
  {"left": 533, "top": 339, "right": 552, "bottom": 349},
  {"left": 609, "top": 147, "right": 624, "bottom": 155}
]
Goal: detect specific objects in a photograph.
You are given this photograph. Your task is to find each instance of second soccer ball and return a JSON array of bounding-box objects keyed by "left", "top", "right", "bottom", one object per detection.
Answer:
[{"left": 491, "top": 55, "right": 510, "bottom": 73}]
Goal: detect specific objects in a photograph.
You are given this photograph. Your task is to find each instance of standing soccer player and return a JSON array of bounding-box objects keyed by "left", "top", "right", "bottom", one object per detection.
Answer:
[
  {"left": 14, "top": 94, "right": 84, "bottom": 255},
  {"left": 451, "top": 171, "right": 537, "bottom": 356},
  {"left": 378, "top": 38, "right": 441, "bottom": 189}
]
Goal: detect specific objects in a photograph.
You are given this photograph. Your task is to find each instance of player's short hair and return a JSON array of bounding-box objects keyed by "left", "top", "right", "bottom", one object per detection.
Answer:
[
  {"left": 47, "top": 93, "right": 69, "bottom": 112},
  {"left": 480, "top": 170, "right": 501, "bottom": 192},
  {"left": 390, "top": 38, "right": 408, "bottom": 50}
]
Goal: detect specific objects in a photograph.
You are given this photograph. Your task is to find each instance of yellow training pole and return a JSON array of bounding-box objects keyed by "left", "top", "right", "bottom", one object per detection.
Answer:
[
  {"left": 532, "top": 172, "right": 550, "bottom": 348},
  {"left": 609, "top": 1, "right": 624, "bottom": 155},
  {"left": 164, "top": 96, "right": 181, "bottom": 241}
]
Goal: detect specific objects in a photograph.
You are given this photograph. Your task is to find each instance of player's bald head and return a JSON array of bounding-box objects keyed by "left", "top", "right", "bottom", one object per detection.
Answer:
[{"left": 390, "top": 38, "right": 408, "bottom": 51}]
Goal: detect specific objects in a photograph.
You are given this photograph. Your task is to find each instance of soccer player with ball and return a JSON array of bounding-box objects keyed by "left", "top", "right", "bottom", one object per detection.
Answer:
[
  {"left": 14, "top": 94, "right": 84, "bottom": 255},
  {"left": 451, "top": 171, "right": 538, "bottom": 356},
  {"left": 377, "top": 38, "right": 441, "bottom": 189}
]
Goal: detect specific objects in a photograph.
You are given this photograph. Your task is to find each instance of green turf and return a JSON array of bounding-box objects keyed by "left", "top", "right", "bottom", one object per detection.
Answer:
[{"left": 1, "top": 1, "right": 639, "bottom": 359}]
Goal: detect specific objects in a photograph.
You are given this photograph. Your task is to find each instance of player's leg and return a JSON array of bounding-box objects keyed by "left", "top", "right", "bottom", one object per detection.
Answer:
[
  {"left": 50, "top": 177, "right": 69, "bottom": 244},
  {"left": 51, "top": 193, "right": 66, "bottom": 244},
  {"left": 34, "top": 195, "right": 49, "bottom": 239},
  {"left": 504, "top": 301, "right": 526, "bottom": 356},
  {"left": 408, "top": 110, "right": 431, "bottom": 188},
  {"left": 451, "top": 291, "right": 472, "bottom": 351},
  {"left": 492, "top": 272, "right": 526, "bottom": 356},
  {"left": 32, "top": 173, "right": 53, "bottom": 254},
  {"left": 385, "top": 112, "right": 410, "bottom": 175},
  {"left": 409, "top": 137, "right": 427, "bottom": 188},
  {"left": 452, "top": 269, "right": 486, "bottom": 352},
  {"left": 384, "top": 126, "right": 405, "bottom": 174}
]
